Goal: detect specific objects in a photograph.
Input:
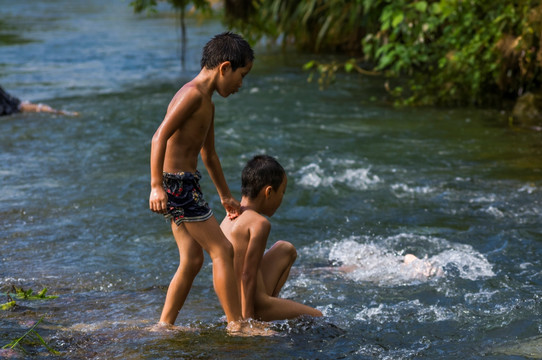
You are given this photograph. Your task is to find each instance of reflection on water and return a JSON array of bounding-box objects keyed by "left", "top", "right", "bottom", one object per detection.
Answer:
[{"left": 1, "top": 0, "right": 542, "bottom": 359}]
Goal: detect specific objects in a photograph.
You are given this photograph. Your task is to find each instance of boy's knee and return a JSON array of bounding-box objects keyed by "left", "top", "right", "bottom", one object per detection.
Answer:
[
  {"left": 208, "top": 240, "right": 234, "bottom": 263},
  {"left": 193, "top": 252, "right": 205, "bottom": 269},
  {"left": 276, "top": 240, "right": 297, "bottom": 261},
  {"left": 221, "top": 240, "right": 235, "bottom": 260},
  {"left": 182, "top": 251, "right": 204, "bottom": 272}
]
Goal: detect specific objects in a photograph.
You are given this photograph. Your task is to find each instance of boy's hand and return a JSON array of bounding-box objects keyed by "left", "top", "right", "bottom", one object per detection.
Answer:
[
  {"left": 222, "top": 196, "right": 241, "bottom": 219},
  {"left": 149, "top": 186, "right": 168, "bottom": 214}
]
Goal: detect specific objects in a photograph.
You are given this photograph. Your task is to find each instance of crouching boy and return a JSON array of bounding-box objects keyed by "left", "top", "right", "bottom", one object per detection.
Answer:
[{"left": 220, "top": 155, "right": 322, "bottom": 321}]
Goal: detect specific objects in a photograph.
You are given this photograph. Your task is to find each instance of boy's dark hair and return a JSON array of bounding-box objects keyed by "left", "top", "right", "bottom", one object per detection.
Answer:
[
  {"left": 242, "top": 155, "right": 285, "bottom": 199},
  {"left": 201, "top": 32, "right": 254, "bottom": 71}
]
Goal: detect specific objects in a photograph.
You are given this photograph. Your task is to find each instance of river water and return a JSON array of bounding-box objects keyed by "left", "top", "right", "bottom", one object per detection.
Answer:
[{"left": 1, "top": 1, "right": 541, "bottom": 359}]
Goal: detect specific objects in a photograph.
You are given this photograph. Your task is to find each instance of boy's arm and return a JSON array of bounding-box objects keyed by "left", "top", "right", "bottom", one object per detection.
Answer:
[
  {"left": 149, "top": 91, "right": 201, "bottom": 213},
  {"left": 200, "top": 115, "right": 241, "bottom": 218},
  {"left": 240, "top": 218, "right": 271, "bottom": 319}
]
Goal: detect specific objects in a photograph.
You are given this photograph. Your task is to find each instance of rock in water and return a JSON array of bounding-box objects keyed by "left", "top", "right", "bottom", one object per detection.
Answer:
[{"left": 512, "top": 92, "right": 542, "bottom": 128}]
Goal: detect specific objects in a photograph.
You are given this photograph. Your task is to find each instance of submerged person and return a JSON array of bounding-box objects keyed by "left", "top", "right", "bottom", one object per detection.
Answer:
[
  {"left": 148, "top": 32, "right": 271, "bottom": 335},
  {"left": 220, "top": 155, "right": 322, "bottom": 321},
  {"left": 338, "top": 252, "right": 443, "bottom": 280},
  {"left": 0, "top": 85, "right": 78, "bottom": 116}
]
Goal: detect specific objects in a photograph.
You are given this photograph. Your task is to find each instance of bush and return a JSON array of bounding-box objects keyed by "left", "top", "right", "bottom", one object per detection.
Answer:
[{"left": 224, "top": 0, "right": 542, "bottom": 106}]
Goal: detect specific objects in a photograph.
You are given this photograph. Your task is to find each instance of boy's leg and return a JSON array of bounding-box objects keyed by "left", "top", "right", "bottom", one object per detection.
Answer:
[
  {"left": 256, "top": 241, "right": 322, "bottom": 321},
  {"left": 160, "top": 223, "right": 204, "bottom": 325},
  {"left": 254, "top": 295, "right": 322, "bottom": 321},
  {"left": 183, "top": 216, "right": 242, "bottom": 323},
  {"left": 260, "top": 241, "right": 297, "bottom": 297}
]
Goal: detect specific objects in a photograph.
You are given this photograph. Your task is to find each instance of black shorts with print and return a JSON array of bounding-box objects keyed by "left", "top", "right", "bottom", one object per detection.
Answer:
[{"left": 162, "top": 170, "right": 213, "bottom": 226}]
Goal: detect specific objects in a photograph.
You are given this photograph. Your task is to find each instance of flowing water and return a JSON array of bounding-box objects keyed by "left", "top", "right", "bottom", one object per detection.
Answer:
[{"left": 1, "top": 1, "right": 541, "bottom": 359}]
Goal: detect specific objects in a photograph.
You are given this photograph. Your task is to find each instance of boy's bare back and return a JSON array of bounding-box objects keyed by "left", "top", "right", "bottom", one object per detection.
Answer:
[
  {"left": 221, "top": 209, "right": 270, "bottom": 279},
  {"left": 220, "top": 209, "right": 271, "bottom": 319}
]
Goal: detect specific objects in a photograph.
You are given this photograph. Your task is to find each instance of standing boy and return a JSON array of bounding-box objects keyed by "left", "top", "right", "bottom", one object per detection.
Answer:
[
  {"left": 149, "top": 32, "right": 258, "bottom": 333},
  {"left": 220, "top": 155, "right": 323, "bottom": 321}
]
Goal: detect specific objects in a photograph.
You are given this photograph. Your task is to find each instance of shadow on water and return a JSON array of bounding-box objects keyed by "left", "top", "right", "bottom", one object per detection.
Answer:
[{"left": 1, "top": 0, "right": 542, "bottom": 359}]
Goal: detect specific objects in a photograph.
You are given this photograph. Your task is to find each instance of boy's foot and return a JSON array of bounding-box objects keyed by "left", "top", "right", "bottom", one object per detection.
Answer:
[
  {"left": 148, "top": 321, "right": 197, "bottom": 333},
  {"left": 227, "top": 320, "right": 276, "bottom": 337}
]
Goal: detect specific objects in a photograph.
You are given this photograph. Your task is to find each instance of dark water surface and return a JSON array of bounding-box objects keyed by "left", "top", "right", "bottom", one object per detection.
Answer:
[{"left": 1, "top": 1, "right": 541, "bottom": 359}]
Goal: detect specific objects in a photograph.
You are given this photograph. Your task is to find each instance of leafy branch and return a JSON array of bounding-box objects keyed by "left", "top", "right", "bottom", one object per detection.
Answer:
[
  {"left": 1, "top": 287, "right": 58, "bottom": 311},
  {"left": 2, "top": 316, "right": 60, "bottom": 355},
  {"left": 0, "top": 295, "right": 16, "bottom": 310},
  {"left": 1, "top": 287, "right": 60, "bottom": 355},
  {"left": 9, "top": 286, "right": 58, "bottom": 300},
  {"left": 304, "top": 58, "right": 379, "bottom": 89}
]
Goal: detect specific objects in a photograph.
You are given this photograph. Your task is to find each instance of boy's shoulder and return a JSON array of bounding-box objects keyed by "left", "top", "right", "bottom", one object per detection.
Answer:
[
  {"left": 172, "top": 81, "right": 202, "bottom": 100},
  {"left": 168, "top": 79, "right": 209, "bottom": 108},
  {"left": 233, "top": 209, "right": 270, "bottom": 235}
]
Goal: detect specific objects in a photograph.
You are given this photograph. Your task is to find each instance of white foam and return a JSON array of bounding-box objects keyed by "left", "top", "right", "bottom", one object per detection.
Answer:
[
  {"left": 464, "top": 289, "right": 499, "bottom": 304},
  {"left": 391, "top": 183, "right": 434, "bottom": 197},
  {"left": 355, "top": 299, "right": 454, "bottom": 323},
  {"left": 470, "top": 194, "right": 497, "bottom": 203},
  {"left": 483, "top": 205, "right": 505, "bottom": 218},
  {"left": 328, "top": 238, "right": 440, "bottom": 284},
  {"left": 323, "top": 234, "right": 494, "bottom": 284},
  {"left": 518, "top": 184, "right": 536, "bottom": 194},
  {"left": 297, "top": 162, "right": 380, "bottom": 190},
  {"left": 431, "top": 248, "right": 495, "bottom": 280}
]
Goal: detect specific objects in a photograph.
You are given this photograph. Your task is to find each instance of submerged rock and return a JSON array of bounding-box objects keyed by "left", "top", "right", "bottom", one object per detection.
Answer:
[
  {"left": 491, "top": 335, "right": 542, "bottom": 359},
  {"left": 512, "top": 92, "right": 542, "bottom": 128}
]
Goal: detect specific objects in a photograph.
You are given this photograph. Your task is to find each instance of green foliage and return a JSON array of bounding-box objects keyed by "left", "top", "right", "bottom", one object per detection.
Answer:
[
  {"left": 2, "top": 316, "right": 60, "bottom": 355},
  {"left": 225, "top": 0, "right": 367, "bottom": 52},
  {"left": 0, "top": 300, "right": 16, "bottom": 310},
  {"left": 360, "top": 0, "right": 542, "bottom": 105},
  {"left": 8, "top": 286, "right": 58, "bottom": 300},
  {"left": 221, "top": 0, "right": 542, "bottom": 106},
  {"left": 1, "top": 287, "right": 58, "bottom": 311},
  {"left": 1, "top": 287, "right": 60, "bottom": 355},
  {"left": 130, "top": 0, "right": 159, "bottom": 14},
  {"left": 304, "top": 58, "right": 378, "bottom": 89}
]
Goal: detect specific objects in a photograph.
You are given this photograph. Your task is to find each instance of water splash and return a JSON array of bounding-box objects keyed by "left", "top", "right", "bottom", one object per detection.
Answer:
[
  {"left": 355, "top": 299, "right": 455, "bottom": 323},
  {"left": 311, "top": 234, "right": 494, "bottom": 285},
  {"left": 296, "top": 161, "right": 380, "bottom": 190},
  {"left": 431, "top": 248, "right": 495, "bottom": 281},
  {"left": 391, "top": 183, "right": 435, "bottom": 197}
]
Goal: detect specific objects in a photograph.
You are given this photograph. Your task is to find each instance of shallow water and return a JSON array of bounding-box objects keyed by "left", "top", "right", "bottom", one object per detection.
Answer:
[{"left": 1, "top": 1, "right": 541, "bottom": 359}]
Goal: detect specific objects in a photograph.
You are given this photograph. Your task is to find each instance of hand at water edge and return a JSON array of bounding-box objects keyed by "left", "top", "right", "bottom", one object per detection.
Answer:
[{"left": 227, "top": 319, "right": 277, "bottom": 337}]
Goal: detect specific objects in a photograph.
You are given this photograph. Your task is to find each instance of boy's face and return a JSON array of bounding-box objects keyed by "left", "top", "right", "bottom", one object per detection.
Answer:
[
  {"left": 266, "top": 175, "right": 287, "bottom": 217},
  {"left": 217, "top": 61, "right": 253, "bottom": 98}
]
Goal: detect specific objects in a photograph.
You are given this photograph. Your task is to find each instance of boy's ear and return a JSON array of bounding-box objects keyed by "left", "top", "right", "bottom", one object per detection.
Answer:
[
  {"left": 219, "top": 61, "right": 232, "bottom": 75},
  {"left": 264, "top": 185, "right": 273, "bottom": 198}
]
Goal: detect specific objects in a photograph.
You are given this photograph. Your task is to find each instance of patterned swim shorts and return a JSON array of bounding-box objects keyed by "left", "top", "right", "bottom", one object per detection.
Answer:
[{"left": 162, "top": 170, "right": 213, "bottom": 225}]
